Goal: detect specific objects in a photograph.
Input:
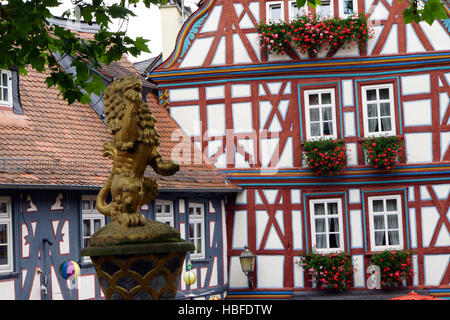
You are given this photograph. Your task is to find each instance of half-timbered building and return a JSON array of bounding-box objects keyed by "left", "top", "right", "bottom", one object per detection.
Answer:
[
  {"left": 0, "top": 18, "right": 238, "bottom": 300},
  {"left": 150, "top": 0, "right": 450, "bottom": 297}
]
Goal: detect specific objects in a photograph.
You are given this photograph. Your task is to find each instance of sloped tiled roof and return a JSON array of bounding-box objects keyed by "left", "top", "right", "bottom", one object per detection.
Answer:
[{"left": 0, "top": 58, "right": 238, "bottom": 193}]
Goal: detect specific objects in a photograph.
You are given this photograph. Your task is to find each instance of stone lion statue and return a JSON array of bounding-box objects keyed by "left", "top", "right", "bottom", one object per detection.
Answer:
[{"left": 96, "top": 76, "right": 179, "bottom": 227}]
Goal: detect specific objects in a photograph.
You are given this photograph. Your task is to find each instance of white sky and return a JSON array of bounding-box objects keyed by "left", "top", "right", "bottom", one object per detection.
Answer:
[{"left": 50, "top": 1, "right": 198, "bottom": 62}]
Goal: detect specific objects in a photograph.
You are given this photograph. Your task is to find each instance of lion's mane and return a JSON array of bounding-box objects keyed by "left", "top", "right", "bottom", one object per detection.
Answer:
[{"left": 103, "top": 75, "right": 160, "bottom": 147}]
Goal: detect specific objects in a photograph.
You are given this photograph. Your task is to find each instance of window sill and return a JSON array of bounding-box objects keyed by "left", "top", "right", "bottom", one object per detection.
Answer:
[
  {"left": 189, "top": 257, "right": 210, "bottom": 263},
  {"left": 0, "top": 271, "right": 20, "bottom": 280},
  {"left": 79, "top": 261, "right": 95, "bottom": 268}
]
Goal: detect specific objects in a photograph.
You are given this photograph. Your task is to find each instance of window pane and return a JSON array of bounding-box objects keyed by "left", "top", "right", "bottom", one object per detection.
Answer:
[
  {"left": 309, "top": 108, "right": 320, "bottom": 121},
  {"left": 379, "top": 88, "right": 390, "bottom": 100},
  {"left": 375, "top": 231, "right": 386, "bottom": 246},
  {"left": 387, "top": 214, "right": 399, "bottom": 229},
  {"left": 94, "top": 219, "right": 102, "bottom": 232},
  {"left": 316, "top": 234, "right": 327, "bottom": 248},
  {"left": 380, "top": 103, "right": 391, "bottom": 116},
  {"left": 189, "top": 207, "right": 194, "bottom": 215},
  {"left": 189, "top": 224, "right": 194, "bottom": 238},
  {"left": 84, "top": 238, "right": 90, "bottom": 248},
  {"left": 270, "top": 4, "right": 281, "bottom": 20},
  {"left": 0, "top": 202, "right": 6, "bottom": 214},
  {"left": 381, "top": 117, "right": 392, "bottom": 132},
  {"left": 93, "top": 200, "right": 96, "bottom": 210},
  {"left": 373, "top": 215, "right": 385, "bottom": 230},
  {"left": 388, "top": 231, "right": 400, "bottom": 245},
  {"left": 323, "top": 122, "right": 333, "bottom": 136},
  {"left": 310, "top": 123, "right": 321, "bottom": 136},
  {"left": 156, "top": 205, "right": 162, "bottom": 213},
  {"left": 2, "top": 88, "right": 8, "bottom": 101},
  {"left": 368, "top": 119, "right": 378, "bottom": 132},
  {"left": 164, "top": 205, "right": 171, "bottom": 213},
  {"left": 195, "top": 239, "right": 202, "bottom": 254},
  {"left": 0, "top": 245, "right": 8, "bottom": 265},
  {"left": 327, "top": 202, "right": 338, "bottom": 215},
  {"left": 367, "top": 104, "right": 378, "bottom": 117},
  {"left": 322, "top": 107, "right": 332, "bottom": 120},
  {"left": 366, "top": 89, "right": 377, "bottom": 101},
  {"left": 315, "top": 218, "right": 326, "bottom": 232},
  {"left": 386, "top": 199, "right": 397, "bottom": 211},
  {"left": 328, "top": 218, "right": 339, "bottom": 232},
  {"left": 343, "top": 0, "right": 353, "bottom": 14},
  {"left": 2, "top": 73, "right": 7, "bottom": 87},
  {"left": 329, "top": 233, "right": 340, "bottom": 248},
  {"left": 196, "top": 223, "right": 201, "bottom": 236},
  {"left": 82, "top": 200, "right": 90, "bottom": 210},
  {"left": 0, "top": 87, "right": 2, "bottom": 101},
  {"left": 291, "top": 3, "right": 299, "bottom": 17},
  {"left": 0, "top": 224, "right": 7, "bottom": 244},
  {"left": 83, "top": 220, "right": 91, "bottom": 237},
  {"left": 372, "top": 200, "right": 384, "bottom": 212},
  {"left": 321, "top": 93, "right": 331, "bottom": 104},
  {"left": 309, "top": 94, "right": 319, "bottom": 105},
  {"left": 314, "top": 203, "right": 325, "bottom": 215},
  {"left": 319, "top": 0, "right": 331, "bottom": 16}
]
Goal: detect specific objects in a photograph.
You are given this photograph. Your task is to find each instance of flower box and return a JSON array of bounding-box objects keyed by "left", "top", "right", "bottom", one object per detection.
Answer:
[
  {"left": 298, "top": 251, "right": 354, "bottom": 291},
  {"left": 302, "top": 139, "right": 347, "bottom": 176},
  {"left": 257, "top": 13, "right": 373, "bottom": 57},
  {"left": 362, "top": 135, "right": 405, "bottom": 170},
  {"left": 371, "top": 250, "right": 414, "bottom": 288}
]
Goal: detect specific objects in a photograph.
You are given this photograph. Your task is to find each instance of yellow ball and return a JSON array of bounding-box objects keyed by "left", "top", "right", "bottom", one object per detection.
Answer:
[{"left": 183, "top": 270, "right": 196, "bottom": 285}]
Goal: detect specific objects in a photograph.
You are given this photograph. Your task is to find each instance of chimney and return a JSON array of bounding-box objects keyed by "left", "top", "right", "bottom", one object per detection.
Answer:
[{"left": 159, "top": 0, "right": 192, "bottom": 61}]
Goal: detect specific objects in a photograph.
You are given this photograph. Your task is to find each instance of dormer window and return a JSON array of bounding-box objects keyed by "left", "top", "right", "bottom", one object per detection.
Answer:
[{"left": 0, "top": 70, "right": 12, "bottom": 107}]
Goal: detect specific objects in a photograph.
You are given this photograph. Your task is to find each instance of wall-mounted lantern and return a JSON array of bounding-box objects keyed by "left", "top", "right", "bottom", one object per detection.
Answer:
[{"left": 239, "top": 246, "right": 255, "bottom": 288}]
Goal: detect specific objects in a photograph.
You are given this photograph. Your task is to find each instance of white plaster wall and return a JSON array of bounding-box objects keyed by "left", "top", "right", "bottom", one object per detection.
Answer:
[
  {"left": 232, "top": 210, "right": 248, "bottom": 249},
  {"left": 350, "top": 210, "right": 363, "bottom": 248},
  {"left": 292, "top": 210, "right": 303, "bottom": 250},
  {"left": 401, "top": 74, "right": 430, "bottom": 95},
  {"left": 0, "top": 279, "right": 15, "bottom": 300},
  {"left": 404, "top": 132, "right": 433, "bottom": 163},
  {"left": 403, "top": 100, "right": 432, "bottom": 126},
  {"left": 423, "top": 254, "right": 450, "bottom": 286},
  {"left": 229, "top": 256, "right": 249, "bottom": 288},
  {"left": 256, "top": 255, "right": 284, "bottom": 288},
  {"left": 170, "top": 105, "right": 200, "bottom": 137}
]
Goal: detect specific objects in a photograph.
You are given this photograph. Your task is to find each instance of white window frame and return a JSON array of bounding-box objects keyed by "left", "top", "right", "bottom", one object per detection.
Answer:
[
  {"left": 368, "top": 195, "right": 404, "bottom": 251},
  {"left": 288, "top": 0, "right": 307, "bottom": 20},
  {"left": 309, "top": 198, "right": 345, "bottom": 253},
  {"left": 188, "top": 202, "right": 205, "bottom": 259},
  {"left": 361, "top": 83, "right": 396, "bottom": 137},
  {"left": 339, "top": 0, "right": 358, "bottom": 18},
  {"left": 0, "top": 70, "right": 12, "bottom": 107},
  {"left": 304, "top": 88, "right": 338, "bottom": 140},
  {"left": 81, "top": 195, "right": 105, "bottom": 263},
  {"left": 155, "top": 199, "right": 174, "bottom": 228},
  {"left": 0, "top": 197, "right": 13, "bottom": 273},
  {"left": 316, "top": 0, "right": 334, "bottom": 17},
  {"left": 266, "top": 1, "right": 284, "bottom": 21}
]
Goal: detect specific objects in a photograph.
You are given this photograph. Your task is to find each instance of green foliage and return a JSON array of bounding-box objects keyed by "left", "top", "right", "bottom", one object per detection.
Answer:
[
  {"left": 257, "top": 13, "right": 372, "bottom": 56},
  {"left": 295, "top": 0, "right": 448, "bottom": 25},
  {"left": 372, "top": 250, "right": 414, "bottom": 288},
  {"left": 298, "top": 251, "right": 354, "bottom": 291},
  {"left": 402, "top": 0, "right": 448, "bottom": 25},
  {"left": 0, "top": 0, "right": 162, "bottom": 104},
  {"left": 362, "top": 135, "right": 404, "bottom": 170},
  {"left": 303, "top": 139, "right": 347, "bottom": 176}
]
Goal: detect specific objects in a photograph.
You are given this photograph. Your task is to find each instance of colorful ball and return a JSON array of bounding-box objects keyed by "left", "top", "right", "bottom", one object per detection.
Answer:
[
  {"left": 59, "top": 260, "right": 80, "bottom": 280},
  {"left": 183, "top": 270, "right": 196, "bottom": 285}
]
